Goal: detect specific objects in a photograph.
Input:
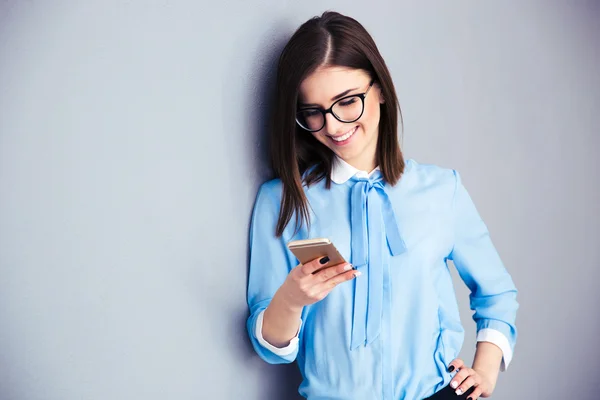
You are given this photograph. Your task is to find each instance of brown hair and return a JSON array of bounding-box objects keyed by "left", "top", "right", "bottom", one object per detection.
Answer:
[{"left": 270, "top": 11, "right": 405, "bottom": 237}]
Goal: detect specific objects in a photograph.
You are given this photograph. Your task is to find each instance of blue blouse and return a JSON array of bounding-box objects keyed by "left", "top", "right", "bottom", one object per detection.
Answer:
[{"left": 246, "top": 158, "right": 518, "bottom": 400}]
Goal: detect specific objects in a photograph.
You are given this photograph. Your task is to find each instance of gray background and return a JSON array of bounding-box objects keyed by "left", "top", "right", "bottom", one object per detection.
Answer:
[{"left": 0, "top": 1, "right": 598, "bottom": 399}]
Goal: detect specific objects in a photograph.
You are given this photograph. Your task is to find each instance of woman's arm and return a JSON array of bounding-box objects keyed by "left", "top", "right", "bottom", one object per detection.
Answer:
[
  {"left": 263, "top": 258, "right": 357, "bottom": 347},
  {"left": 472, "top": 341, "right": 503, "bottom": 391},
  {"left": 447, "top": 342, "right": 503, "bottom": 398},
  {"left": 445, "top": 169, "right": 519, "bottom": 398},
  {"left": 449, "top": 170, "right": 519, "bottom": 369},
  {"left": 262, "top": 291, "right": 303, "bottom": 347},
  {"left": 247, "top": 183, "right": 300, "bottom": 364},
  {"left": 247, "top": 182, "right": 357, "bottom": 362}
]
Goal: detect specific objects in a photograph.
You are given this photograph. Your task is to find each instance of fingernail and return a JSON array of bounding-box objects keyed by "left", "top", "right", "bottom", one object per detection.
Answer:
[
  {"left": 319, "top": 256, "right": 329, "bottom": 265},
  {"left": 351, "top": 264, "right": 356, "bottom": 270},
  {"left": 354, "top": 271, "right": 362, "bottom": 277},
  {"left": 343, "top": 264, "right": 352, "bottom": 271},
  {"left": 455, "top": 388, "right": 463, "bottom": 396},
  {"left": 450, "top": 381, "right": 458, "bottom": 389},
  {"left": 447, "top": 365, "right": 455, "bottom": 372}
]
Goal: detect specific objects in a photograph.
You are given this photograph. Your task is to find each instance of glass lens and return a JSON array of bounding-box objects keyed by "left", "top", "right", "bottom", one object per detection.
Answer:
[
  {"left": 296, "top": 109, "right": 324, "bottom": 131},
  {"left": 332, "top": 95, "right": 363, "bottom": 122}
]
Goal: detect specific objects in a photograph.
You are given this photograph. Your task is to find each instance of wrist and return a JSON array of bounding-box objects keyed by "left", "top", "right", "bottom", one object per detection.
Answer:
[
  {"left": 472, "top": 341, "right": 502, "bottom": 382},
  {"left": 472, "top": 365, "right": 499, "bottom": 388},
  {"left": 274, "top": 287, "right": 304, "bottom": 314}
]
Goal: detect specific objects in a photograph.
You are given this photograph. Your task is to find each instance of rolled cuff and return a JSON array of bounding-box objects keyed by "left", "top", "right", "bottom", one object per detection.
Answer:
[{"left": 255, "top": 309, "right": 301, "bottom": 356}]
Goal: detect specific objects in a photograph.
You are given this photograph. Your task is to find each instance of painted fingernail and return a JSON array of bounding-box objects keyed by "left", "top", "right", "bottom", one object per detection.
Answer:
[
  {"left": 455, "top": 388, "right": 463, "bottom": 396},
  {"left": 319, "top": 256, "right": 329, "bottom": 265},
  {"left": 343, "top": 264, "right": 352, "bottom": 271},
  {"left": 450, "top": 381, "right": 458, "bottom": 389},
  {"left": 447, "top": 365, "right": 455, "bottom": 372},
  {"left": 354, "top": 271, "right": 362, "bottom": 277}
]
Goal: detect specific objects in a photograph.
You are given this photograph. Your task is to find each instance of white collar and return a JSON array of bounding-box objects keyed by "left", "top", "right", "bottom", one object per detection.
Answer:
[{"left": 331, "top": 156, "right": 380, "bottom": 184}]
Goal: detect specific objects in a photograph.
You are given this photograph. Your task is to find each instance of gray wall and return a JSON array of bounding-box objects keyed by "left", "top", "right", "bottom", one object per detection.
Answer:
[{"left": 0, "top": 1, "right": 598, "bottom": 399}]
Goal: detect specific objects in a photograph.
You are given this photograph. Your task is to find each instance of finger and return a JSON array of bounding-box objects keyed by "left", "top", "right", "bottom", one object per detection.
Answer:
[
  {"left": 455, "top": 375, "right": 477, "bottom": 396},
  {"left": 299, "top": 256, "right": 331, "bottom": 276},
  {"left": 466, "top": 386, "right": 482, "bottom": 400},
  {"left": 447, "top": 358, "right": 464, "bottom": 373},
  {"left": 312, "top": 262, "right": 354, "bottom": 282},
  {"left": 449, "top": 366, "right": 472, "bottom": 391},
  {"left": 315, "top": 269, "right": 361, "bottom": 295},
  {"left": 325, "top": 269, "right": 361, "bottom": 287}
]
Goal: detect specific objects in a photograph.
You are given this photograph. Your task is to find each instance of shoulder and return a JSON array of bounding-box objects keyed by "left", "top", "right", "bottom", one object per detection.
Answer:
[
  {"left": 254, "top": 178, "right": 284, "bottom": 210},
  {"left": 257, "top": 178, "right": 283, "bottom": 197},
  {"left": 404, "top": 158, "right": 458, "bottom": 191},
  {"left": 398, "top": 159, "right": 463, "bottom": 211}
]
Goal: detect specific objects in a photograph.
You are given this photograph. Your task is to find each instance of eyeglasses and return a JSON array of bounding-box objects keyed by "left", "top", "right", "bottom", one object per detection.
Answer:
[{"left": 296, "top": 79, "right": 375, "bottom": 132}]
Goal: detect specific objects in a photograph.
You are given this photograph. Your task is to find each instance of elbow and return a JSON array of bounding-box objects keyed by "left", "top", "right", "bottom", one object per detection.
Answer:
[
  {"left": 246, "top": 310, "right": 299, "bottom": 365},
  {"left": 251, "top": 340, "right": 299, "bottom": 365},
  {"left": 471, "top": 291, "right": 519, "bottom": 340}
]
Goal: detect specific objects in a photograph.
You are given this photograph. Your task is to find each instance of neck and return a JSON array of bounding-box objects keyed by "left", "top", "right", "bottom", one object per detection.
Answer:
[{"left": 344, "top": 153, "right": 377, "bottom": 173}]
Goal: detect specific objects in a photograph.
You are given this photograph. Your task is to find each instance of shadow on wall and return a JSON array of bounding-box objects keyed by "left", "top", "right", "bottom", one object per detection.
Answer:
[{"left": 226, "top": 20, "right": 304, "bottom": 400}]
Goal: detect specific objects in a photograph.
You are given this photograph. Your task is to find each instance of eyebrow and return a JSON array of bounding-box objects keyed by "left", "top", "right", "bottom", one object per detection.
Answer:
[{"left": 299, "top": 86, "right": 360, "bottom": 108}]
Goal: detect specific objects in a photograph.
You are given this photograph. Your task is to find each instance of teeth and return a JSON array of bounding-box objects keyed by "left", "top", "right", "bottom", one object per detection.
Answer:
[{"left": 331, "top": 127, "right": 357, "bottom": 142}]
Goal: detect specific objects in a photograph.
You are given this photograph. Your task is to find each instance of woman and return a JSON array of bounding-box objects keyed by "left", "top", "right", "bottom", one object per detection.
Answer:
[{"left": 246, "top": 11, "right": 518, "bottom": 400}]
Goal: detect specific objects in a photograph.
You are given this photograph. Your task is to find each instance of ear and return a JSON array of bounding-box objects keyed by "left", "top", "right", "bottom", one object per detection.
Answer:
[{"left": 376, "top": 84, "right": 385, "bottom": 104}]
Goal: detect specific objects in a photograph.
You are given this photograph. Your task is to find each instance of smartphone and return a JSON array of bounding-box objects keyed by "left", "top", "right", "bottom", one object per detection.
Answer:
[{"left": 287, "top": 238, "right": 346, "bottom": 273}]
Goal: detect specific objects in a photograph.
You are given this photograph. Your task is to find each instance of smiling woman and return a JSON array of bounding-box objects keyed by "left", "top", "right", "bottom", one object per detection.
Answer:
[
  {"left": 297, "top": 74, "right": 378, "bottom": 168},
  {"left": 246, "top": 11, "right": 518, "bottom": 400},
  {"left": 270, "top": 15, "right": 405, "bottom": 237}
]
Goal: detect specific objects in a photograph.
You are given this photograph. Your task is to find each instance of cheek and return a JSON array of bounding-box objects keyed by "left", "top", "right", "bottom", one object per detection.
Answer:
[{"left": 362, "top": 102, "right": 381, "bottom": 131}]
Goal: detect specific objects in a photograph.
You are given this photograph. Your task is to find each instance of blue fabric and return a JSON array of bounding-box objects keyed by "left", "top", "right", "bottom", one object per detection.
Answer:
[
  {"left": 349, "top": 171, "right": 407, "bottom": 350},
  {"left": 246, "top": 159, "right": 518, "bottom": 400}
]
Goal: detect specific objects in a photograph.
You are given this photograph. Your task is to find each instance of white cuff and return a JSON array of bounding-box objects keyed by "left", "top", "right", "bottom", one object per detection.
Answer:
[
  {"left": 255, "top": 309, "right": 301, "bottom": 356},
  {"left": 476, "top": 328, "right": 513, "bottom": 371}
]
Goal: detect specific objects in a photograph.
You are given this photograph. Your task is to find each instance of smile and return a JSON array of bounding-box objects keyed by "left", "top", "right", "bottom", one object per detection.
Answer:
[{"left": 328, "top": 126, "right": 358, "bottom": 143}]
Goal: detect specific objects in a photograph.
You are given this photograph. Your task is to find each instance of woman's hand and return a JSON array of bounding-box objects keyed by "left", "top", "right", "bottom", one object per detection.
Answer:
[
  {"left": 262, "top": 257, "right": 358, "bottom": 348},
  {"left": 277, "top": 256, "right": 360, "bottom": 311},
  {"left": 447, "top": 358, "right": 496, "bottom": 399}
]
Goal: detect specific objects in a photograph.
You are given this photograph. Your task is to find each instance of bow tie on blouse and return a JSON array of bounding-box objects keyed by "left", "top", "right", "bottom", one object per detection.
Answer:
[{"left": 349, "top": 170, "right": 407, "bottom": 350}]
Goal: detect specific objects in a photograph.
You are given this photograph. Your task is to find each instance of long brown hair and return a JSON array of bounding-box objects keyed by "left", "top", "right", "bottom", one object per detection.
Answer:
[{"left": 271, "top": 11, "right": 405, "bottom": 237}]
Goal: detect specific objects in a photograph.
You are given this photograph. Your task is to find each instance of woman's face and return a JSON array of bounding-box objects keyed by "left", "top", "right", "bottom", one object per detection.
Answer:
[{"left": 298, "top": 66, "right": 384, "bottom": 171}]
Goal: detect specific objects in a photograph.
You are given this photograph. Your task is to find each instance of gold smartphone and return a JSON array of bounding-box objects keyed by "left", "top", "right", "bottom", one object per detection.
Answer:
[{"left": 287, "top": 238, "right": 346, "bottom": 273}]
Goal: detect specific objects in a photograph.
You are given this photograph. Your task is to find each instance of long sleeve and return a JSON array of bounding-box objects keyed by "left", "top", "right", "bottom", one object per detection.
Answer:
[
  {"left": 449, "top": 170, "right": 519, "bottom": 371},
  {"left": 246, "top": 182, "right": 301, "bottom": 364}
]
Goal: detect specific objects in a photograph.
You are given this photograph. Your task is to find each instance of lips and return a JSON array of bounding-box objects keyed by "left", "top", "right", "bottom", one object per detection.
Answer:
[{"left": 328, "top": 126, "right": 358, "bottom": 143}]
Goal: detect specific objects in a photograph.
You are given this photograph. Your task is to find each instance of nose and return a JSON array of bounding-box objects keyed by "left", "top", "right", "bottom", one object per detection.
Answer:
[{"left": 323, "top": 112, "right": 345, "bottom": 135}]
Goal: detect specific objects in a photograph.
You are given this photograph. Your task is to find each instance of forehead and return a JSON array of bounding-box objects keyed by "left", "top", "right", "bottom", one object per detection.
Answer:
[{"left": 298, "top": 66, "right": 369, "bottom": 103}]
